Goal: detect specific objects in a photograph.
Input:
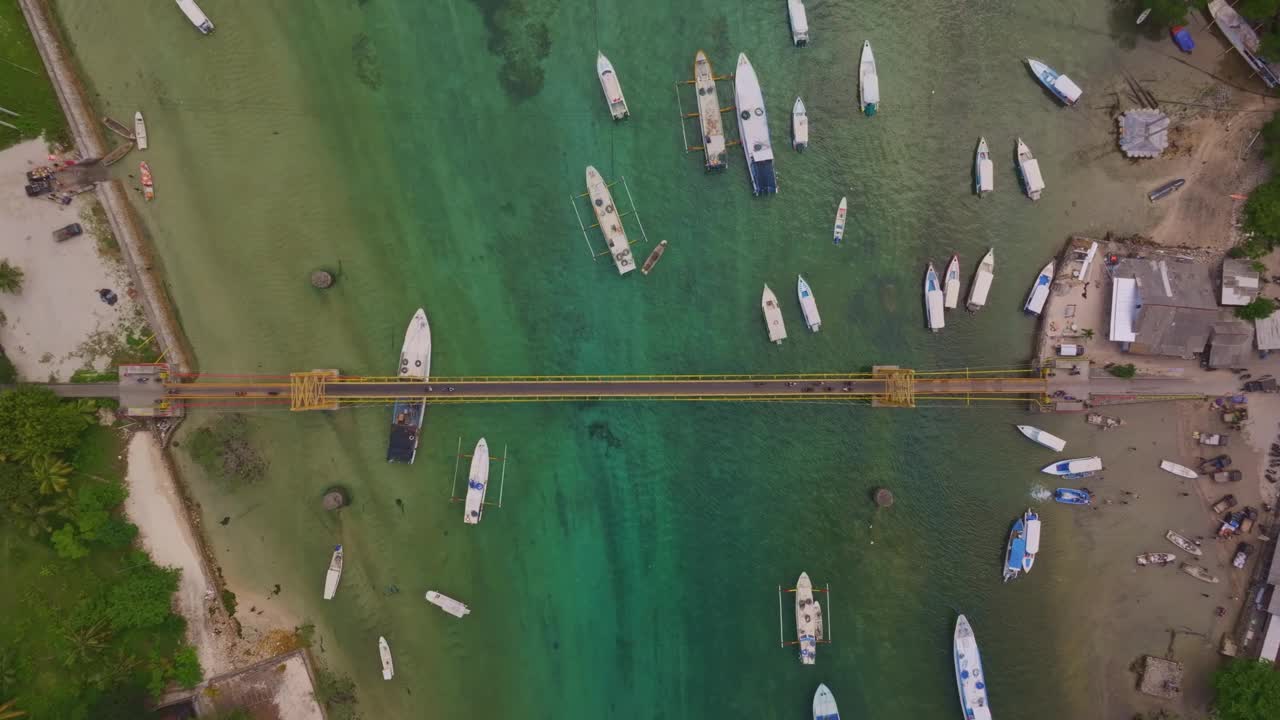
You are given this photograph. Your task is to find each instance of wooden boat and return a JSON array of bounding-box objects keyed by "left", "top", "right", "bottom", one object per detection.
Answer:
[
  {"left": 1159, "top": 460, "right": 1198, "bottom": 479},
  {"left": 943, "top": 254, "right": 961, "bottom": 309},
  {"left": 134, "top": 111, "right": 148, "bottom": 150},
  {"left": 1208, "top": 0, "right": 1279, "bottom": 88},
  {"left": 1180, "top": 563, "right": 1219, "bottom": 584},
  {"left": 792, "top": 97, "right": 809, "bottom": 151},
  {"left": 139, "top": 161, "right": 155, "bottom": 201},
  {"left": 966, "top": 248, "right": 994, "bottom": 312},
  {"left": 102, "top": 143, "right": 133, "bottom": 167},
  {"left": 1136, "top": 552, "right": 1175, "bottom": 566},
  {"left": 102, "top": 116, "right": 135, "bottom": 140},
  {"left": 1165, "top": 530, "right": 1203, "bottom": 557},
  {"left": 1085, "top": 412, "right": 1122, "bottom": 429},
  {"left": 691, "top": 51, "right": 726, "bottom": 170},
  {"left": 378, "top": 636, "right": 394, "bottom": 680},
  {"left": 859, "top": 41, "right": 879, "bottom": 116},
  {"left": 1148, "top": 178, "right": 1185, "bottom": 202},
  {"left": 832, "top": 197, "right": 847, "bottom": 245},
  {"left": 322, "top": 545, "right": 343, "bottom": 600},
  {"left": 794, "top": 572, "right": 821, "bottom": 665},
  {"left": 640, "top": 240, "right": 668, "bottom": 276}
]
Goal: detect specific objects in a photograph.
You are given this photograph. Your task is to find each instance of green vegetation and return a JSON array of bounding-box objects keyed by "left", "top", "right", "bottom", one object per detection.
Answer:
[
  {"left": 1140, "top": 0, "right": 1189, "bottom": 27},
  {"left": 313, "top": 664, "right": 360, "bottom": 720},
  {"left": 0, "top": 349, "right": 15, "bottom": 384},
  {"left": 0, "top": 261, "right": 24, "bottom": 294},
  {"left": 1235, "top": 297, "right": 1278, "bottom": 320},
  {"left": 1238, "top": 112, "right": 1280, "bottom": 258},
  {"left": 184, "top": 414, "right": 268, "bottom": 485},
  {"left": 1213, "top": 658, "right": 1280, "bottom": 720},
  {"left": 0, "top": 387, "right": 200, "bottom": 716},
  {"left": 0, "top": 2, "right": 68, "bottom": 148},
  {"left": 1107, "top": 364, "right": 1137, "bottom": 379}
]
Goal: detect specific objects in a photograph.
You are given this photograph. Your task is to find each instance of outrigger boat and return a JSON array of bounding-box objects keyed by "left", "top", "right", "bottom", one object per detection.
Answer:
[
  {"left": 139, "top": 161, "right": 155, "bottom": 201},
  {"left": 1208, "top": 0, "right": 1280, "bottom": 88},
  {"left": 1016, "top": 138, "right": 1044, "bottom": 200},
  {"left": 425, "top": 590, "right": 471, "bottom": 618},
  {"left": 953, "top": 615, "right": 993, "bottom": 720},
  {"left": 762, "top": 285, "right": 788, "bottom": 344},
  {"left": 378, "top": 636, "right": 394, "bottom": 680},
  {"left": 788, "top": 0, "right": 810, "bottom": 46},
  {"left": 175, "top": 0, "right": 214, "bottom": 34},
  {"left": 735, "top": 53, "right": 778, "bottom": 195},
  {"left": 794, "top": 572, "right": 823, "bottom": 665},
  {"left": 1160, "top": 460, "right": 1198, "bottom": 479},
  {"left": 1024, "top": 260, "right": 1054, "bottom": 315},
  {"left": 943, "top": 255, "right": 961, "bottom": 310},
  {"left": 134, "top": 112, "right": 148, "bottom": 150},
  {"left": 832, "top": 197, "right": 847, "bottom": 245},
  {"left": 640, "top": 240, "right": 668, "bottom": 275},
  {"left": 1053, "top": 488, "right": 1092, "bottom": 505},
  {"left": 974, "top": 137, "right": 993, "bottom": 195},
  {"left": 584, "top": 166, "right": 636, "bottom": 275},
  {"left": 1017, "top": 424, "right": 1066, "bottom": 452},
  {"left": 966, "top": 249, "right": 994, "bottom": 312},
  {"left": 322, "top": 545, "right": 343, "bottom": 600},
  {"left": 1165, "top": 530, "right": 1203, "bottom": 557},
  {"left": 859, "top": 41, "right": 879, "bottom": 116},
  {"left": 387, "top": 309, "right": 431, "bottom": 463},
  {"left": 1136, "top": 552, "right": 1176, "bottom": 566},
  {"left": 924, "top": 263, "right": 945, "bottom": 332},
  {"left": 463, "top": 438, "right": 490, "bottom": 525},
  {"left": 1041, "top": 456, "right": 1101, "bottom": 479},
  {"left": 813, "top": 684, "right": 839, "bottom": 720},
  {"left": 792, "top": 98, "right": 809, "bottom": 151},
  {"left": 1026, "top": 58, "right": 1082, "bottom": 106},
  {"left": 1181, "top": 563, "right": 1219, "bottom": 584},
  {"left": 691, "top": 51, "right": 726, "bottom": 170},
  {"left": 597, "top": 52, "right": 629, "bottom": 120},
  {"left": 797, "top": 275, "right": 821, "bottom": 332}
]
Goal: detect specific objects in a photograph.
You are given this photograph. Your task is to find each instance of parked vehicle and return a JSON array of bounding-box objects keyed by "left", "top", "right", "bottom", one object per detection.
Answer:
[
  {"left": 1244, "top": 379, "right": 1279, "bottom": 392},
  {"left": 1232, "top": 542, "right": 1254, "bottom": 569},
  {"left": 1193, "top": 431, "right": 1228, "bottom": 447},
  {"left": 1212, "top": 470, "right": 1243, "bottom": 483},
  {"left": 1219, "top": 511, "right": 1244, "bottom": 537},
  {"left": 1056, "top": 344, "right": 1084, "bottom": 357},
  {"left": 52, "top": 223, "right": 83, "bottom": 242},
  {"left": 1212, "top": 494, "right": 1238, "bottom": 514},
  {"left": 1240, "top": 507, "right": 1258, "bottom": 535}
]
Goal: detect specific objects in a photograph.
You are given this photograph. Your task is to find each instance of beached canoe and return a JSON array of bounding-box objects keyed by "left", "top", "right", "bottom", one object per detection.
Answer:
[
  {"left": 1165, "top": 530, "right": 1203, "bottom": 557},
  {"left": 1159, "top": 460, "right": 1197, "bottom": 479},
  {"left": 1180, "top": 563, "right": 1219, "bottom": 584},
  {"left": 1136, "top": 552, "right": 1175, "bottom": 566}
]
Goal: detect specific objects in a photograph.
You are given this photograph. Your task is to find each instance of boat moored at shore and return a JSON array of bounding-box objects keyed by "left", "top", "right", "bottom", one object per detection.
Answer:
[
  {"left": 735, "top": 54, "right": 778, "bottom": 195},
  {"left": 1017, "top": 424, "right": 1066, "bottom": 452},
  {"left": 1208, "top": 0, "right": 1280, "bottom": 88},
  {"left": 378, "top": 636, "right": 394, "bottom": 680},
  {"left": 924, "top": 263, "right": 945, "bottom": 332},
  {"left": 812, "top": 683, "right": 839, "bottom": 720},
  {"left": 943, "top": 255, "right": 961, "bottom": 309},
  {"left": 139, "top": 161, "right": 155, "bottom": 201},
  {"left": 792, "top": 97, "right": 809, "bottom": 151},
  {"left": 584, "top": 166, "right": 636, "bottom": 275},
  {"left": 974, "top": 137, "right": 993, "bottom": 195},
  {"left": 832, "top": 197, "right": 847, "bottom": 245},
  {"left": 1160, "top": 460, "right": 1198, "bottom": 479},
  {"left": 1041, "top": 456, "right": 1102, "bottom": 478},
  {"left": 1026, "top": 58, "right": 1082, "bottom": 105},
  {"left": 797, "top": 275, "right": 821, "bottom": 332},
  {"left": 954, "top": 614, "right": 993, "bottom": 720},
  {"left": 322, "top": 545, "right": 343, "bottom": 600},
  {"left": 692, "top": 52, "right": 726, "bottom": 170},
  {"left": 597, "top": 53, "right": 630, "bottom": 120},
  {"left": 387, "top": 308, "right": 431, "bottom": 463},
  {"left": 1166, "top": 530, "right": 1203, "bottom": 557},
  {"left": 463, "top": 438, "right": 490, "bottom": 525},
  {"left": 1016, "top": 138, "right": 1044, "bottom": 200},
  {"left": 1024, "top": 260, "right": 1054, "bottom": 315},
  {"left": 788, "top": 0, "right": 810, "bottom": 46},
  {"left": 425, "top": 590, "right": 472, "bottom": 618},
  {"left": 1181, "top": 563, "right": 1220, "bottom": 584},
  {"left": 859, "top": 41, "right": 879, "bottom": 116},
  {"left": 134, "top": 112, "right": 148, "bottom": 150},
  {"left": 175, "top": 0, "right": 214, "bottom": 34},
  {"left": 1136, "top": 552, "right": 1176, "bottom": 566},
  {"left": 762, "top": 285, "right": 787, "bottom": 344},
  {"left": 1053, "top": 488, "right": 1092, "bottom": 505},
  {"left": 967, "top": 249, "right": 994, "bottom": 312}
]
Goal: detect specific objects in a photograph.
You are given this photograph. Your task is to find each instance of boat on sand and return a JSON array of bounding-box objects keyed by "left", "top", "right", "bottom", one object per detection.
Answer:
[
  {"left": 1180, "top": 563, "right": 1219, "bottom": 584},
  {"left": 1017, "top": 424, "right": 1066, "bottom": 452},
  {"left": 322, "top": 545, "right": 343, "bottom": 600},
  {"left": 139, "top": 161, "right": 155, "bottom": 201},
  {"left": 1166, "top": 530, "right": 1203, "bottom": 557},
  {"left": 1159, "top": 460, "right": 1198, "bottom": 479},
  {"left": 1136, "top": 552, "right": 1176, "bottom": 566},
  {"left": 1041, "top": 456, "right": 1101, "bottom": 479},
  {"left": 1053, "top": 488, "right": 1092, "bottom": 505}
]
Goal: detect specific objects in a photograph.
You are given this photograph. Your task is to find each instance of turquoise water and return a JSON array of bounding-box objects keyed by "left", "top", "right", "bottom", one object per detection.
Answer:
[{"left": 50, "top": 0, "right": 1182, "bottom": 716}]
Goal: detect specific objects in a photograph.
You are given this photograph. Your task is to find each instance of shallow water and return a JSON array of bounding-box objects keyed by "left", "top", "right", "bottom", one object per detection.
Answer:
[{"left": 50, "top": 0, "right": 1221, "bottom": 716}]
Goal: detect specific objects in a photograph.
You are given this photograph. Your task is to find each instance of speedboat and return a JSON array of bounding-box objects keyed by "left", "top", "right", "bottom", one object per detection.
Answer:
[
  {"left": 425, "top": 590, "right": 472, "bottom": 618},
  {"left": 735, "top": 54, "right": 777, "bottom": 195},
  {"left": 832, "top": 197, "right": 848, "bottom": 245},
  {"left": 134, "top": 112, "right": 148, "bottom": 150},
  {"left": 1136, "top": 552, "right": 1176, "bottom": 566},
  {"left": 175, "top": 0, "right": 214, "bottom": 34},
  {"left": 1016, "top": 424, "right": 1066, "bottom": 452},
  {"left": 797, "top": 275, "right": 821, "bottom": 332},
  {"left": 859, "top": 41, "right": 879, "bottom": 116},
  {"left": 1026, "top": 58, "right": 1082, "bottom": 106},
  {"left": 597, "top": 53, "right": 629, "bottom": 120},
  {"left": 463, "top": 438, "right": 490, "bottom": 525},
  {"left": 322, "top": 545, "right": 343, "bottom": 600},
  {"left": 792, "top": 97, "right": 809, "bottom": 151},
  {"left": 1165, "top": 530, "right": 1203, "bottom": 557},
  {"left": 974, "top": 137, "right": 993, "bottom": 195},
  {"left": 1053, "top": 488, "right": 1092, "bottom": 505},
  {"left": 788, "top": 0, "right": 810, "bottom": 46},
  {"left": 954, "top": 615, "right": 993, "bottom": 720},
  {"left": 812, "top": 683, "right": 839, "bottom": 720},
  {"left": 1041, "top": 456, "right": 1102, "bottom": 479},
  {"left": 378, "top": 636, "right": 394, "bottom": 680},
  {"left": 1016, "top": 138, "right": 1044, "bottom": 200},
  {"left": 966, "top": 248, "right": 994, "bottom": 312},
  {"left": 1024, "top": 260, "right": 1054, "bottom": 315},
  {"left": 924, "top": 263, "right": 945, "bottom": 332},
  {"left": 943, "top": 255, "right": 961, "bottom": 310},
  {"left": 1159, "top": 460, "right": 1198, "bottom": 479},
  {"left": 762, "top": 285, "right": 787, "bottom": 343}
]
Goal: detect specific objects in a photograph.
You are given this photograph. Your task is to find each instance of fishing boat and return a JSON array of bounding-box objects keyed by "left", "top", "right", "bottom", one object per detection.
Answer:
[
  {"left": 1159, "top": 460, "right": 1198, "bottom": 479},
  {"left": 463, "top": 438, "right": 490, "bottom": 525},
  {"left": 943, "top": 255, "right": 961, "bottom": 309},
  {"left": 692, "top": 51, "right": 726, "bottom": 170},
  {"left": 813, "top": 684, "right": 839, "bottom": 720},
  {"left": 953, "top": 615, "right": 993, "bottom": 720},
  {"left": 974, "top": 137, "right": 993, "bottom": 195},
  {"left": 1053, "top": 488, "right": 1092, "bottom": 505},
  {"left": 139, "top": 161, "right": 155, "bottom": 201},
  {"left": 924, "top": 263, "right": 945, "bottom": 332},
  {"left": 640, "top": 240, "right": 668, "bottom": 275},
  {"left": 797, "top": 275, "right": 821, "bottom": 332},
  {"left": 1016, "top": 138, "right": 1044, "bottom": 200},
  {"left": 134, "top": 112, "right": 148, "bottom": 150},
  {"left": 1003, "top": 511, "right": 1039, "bottom": 582},
  {"left": 1017, "top": 425, "right": 1066, "bottom": 452},
  {"left": 584, "top": 166, "right": 636, "bottom": 275},
  {"left": 788, "top": 0, "right": 810, "bottom": 46},
  {"left": 1208, "top": 0, "right": 1280, "bottom": 88},
  {"left": 762, "top": 285, "right": 787, "bottom": 344},
  {"left": 378, "top": 636, "right": 394, "bottom": 680},
  {"left": 102, "top": 116, "right": 135, "bottom": 140},
  {"left": 1085, "top": 412, "right": 1123, "bottom": 429},
  {"left": 859, "top": 41, "right": 879, "bottom": 116},
  {"left": 1165, "top": 530, "right": 1203, "bottom": 557},
  {"left": 175, "top": 0, "right": 215, "bottom": 34},
  {"left": 832, "top": 197, "right": 848, "bottom": 245},
  {"left": 795, "top": 572, "right": 821, "bottom": 665},
  {"left": 387, "top": 309, "right": 431, "bottom": 463},
  {"left": 597, "top": 52, "right": 629, "bottom": 120},
  {"left": 322, "top": 545, "right": 343, "bottom": 600},
  {"left": 1148, "top": 178, "right": 1185, "bottom": 202},
  {"left": 1041, "top": 456, "right": 1102, "bottom": 479},
  {"left": 1024, "top": 260, "right": 1054, "bottom": 315},
  {"left": 967, "top": 248, "right": 994, "bottom": 312},
  {"left": 792, "top": 98, "right": 809, "bottom": 151},
  {"left": 1026, "top": 58, "right": 1082, "bottom": 106},
  {"left": 1136, "top": 552, "right": 1176, "bottom": 566},
  {"left": 1180, "top": 563, "right": 1220, "bottom": 584},
  {"left": 734, "top": 54, "right": 778, "bottom": 195},
  {"left": 425, "top": 590, "right": 471, "bottom": 618}
]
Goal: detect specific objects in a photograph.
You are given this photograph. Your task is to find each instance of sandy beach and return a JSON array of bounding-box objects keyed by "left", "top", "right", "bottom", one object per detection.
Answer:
[{"left": 0, "top": 138, "right": 141, "bottom": 380}]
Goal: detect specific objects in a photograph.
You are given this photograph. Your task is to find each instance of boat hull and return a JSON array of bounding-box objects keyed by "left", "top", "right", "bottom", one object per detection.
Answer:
[
  {"left": 943, "top": 255, "right": 961, "bottom": 309},
  {"left": 176, "top": 0, "right": 214, "bottom": 33},
  {"left": 597, "top": 53, "right": 629, "bottom": 119},
  {"left": 832, "top": 197, "right": 847, "bottom": 245},
  {"left": 924, "top": 265, "right": 945, "bottom": 331},
  {"left": 463, "top": 438, "right": 490, "bottom": 525},
  {"left": 1024, "top": 261, "right": 1054, "bottom": 315},
  {"left": 322, "top": 545, "right": 343, "bottom": 600},
  {"left": 734, "top": 54, "right": 777, "bottom": 195},
  {"left": 693, "top": 52, "right": 725, "bottom": 169},
  {"left": 788, "top": 0, "right": 809, "bottom": 46},
  {"left": 954, "top": 615, "right": 993, "bottom": 720},
  {"left": 812, "top": 683, "right": 839, "bottom": 720},
  {"left": 795, "top": 573, "right": 818, "bottom": 665},
  {"left": 974, "top": 138, "right": 993, "bottom": 195},
  {"left": 966, "top": 249, "right": 994, "bottom": 312},
  {"left": 134, "top": 112, "right": 148, "bottom": 150},
  {"left": 1166, "top": 530, "right": 1203, "bottom": 557},
  {"left": 762, "top": 285, "right": 787, "bottom": 343},
  {"left": 1160, "top": 460, "right": 1198, "bottom": 479},
  {"left": 378, "top": 637, "right": 394, "bottom": 680},
  {"left": 387, "top": 309, "right": 431, "bottom": 463},
  {"left": 792, "top": 98, "right": 809, "bottom": 151},
  {"left": 1017, "top": 424, "right": 1066, "bottom": 452},
  {"left": 798, "top": 276, "right": 821, "bottom": 332},
  {"left": 859, "top": 42, "right": 879, "bottom": 116},
  {"left": 585, "top": 166, "right": 636, "bottom": 275},
  {"left": 1053, "top": 488, "right": 1092, "bottom": 505}
]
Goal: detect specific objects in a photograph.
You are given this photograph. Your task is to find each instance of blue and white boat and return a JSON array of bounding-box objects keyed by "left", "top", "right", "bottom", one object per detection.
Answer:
[
  {"left": 387, "top": 308, "right": 431, "bottom": 463},
  {"left": 1002, "top": 509, "right": 1040, "bottom": 582},
  {"left": 1026, "top": 58, "right": 1082, "bottom": 106},
  {"left": 1023, "top": 260, "right": 1054, "bottom": 315},
  {"left": 953, "top": 614, "right": 993, "bottom": 720},
  {"left": 1053, "top": 488, "right": 1092, "bottom": 506},
  {"left": 812, "top": 683, "right": 840, "bottom": 720},
  {"left": 1041, "top": 456, "right": 1102, "bottom": 479},
  {"left": 734, "top": 53, "right": 777, "bottom": 195},
  {"left": 974, "top": 137, "right": 993, "bottom": 196}
]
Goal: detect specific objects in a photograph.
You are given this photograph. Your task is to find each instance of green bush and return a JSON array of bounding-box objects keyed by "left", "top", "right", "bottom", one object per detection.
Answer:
[
  {"left": 105, "top": 553, "right": 181, "bottom": 631},
  {"left": 0, "top": 386, "right": 90, "bottom": 460},
  {"left": 1108, "top": 364, "right": 1137, "bottom": 379},
  {"left": 1235, "top": 297, "right": 1277, "bottom": 321},
  {"left": 1243, "top": 180, "right": 1280, "bottom": 253},
  {"left": 184, "top": 415, "right": 267, "bottom": 485},
  {"left": 1213, "top": 658, "right": 1280, "bottom": 720},
  {"left": 171, "top": 645, "right": 203, "bottom": 688},
  {"left": 0, "top": 348, "right": 15, "bottom": 384}
]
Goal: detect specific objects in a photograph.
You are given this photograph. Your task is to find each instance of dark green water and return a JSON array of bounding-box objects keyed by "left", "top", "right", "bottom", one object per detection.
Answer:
[{"left": 51, "top": 0, "right": 1186, "bottom": 716}]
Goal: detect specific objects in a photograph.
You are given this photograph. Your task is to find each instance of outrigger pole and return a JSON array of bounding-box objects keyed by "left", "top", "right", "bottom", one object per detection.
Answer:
[
  {"left": 568, "top": 193, "right": 599, "bottom": 262},
  {"left": 448, "top": 436, "right": 462, "bottom": 498},
  {"left": 777, "top": 585, "right": 785, "bottom": 647}
]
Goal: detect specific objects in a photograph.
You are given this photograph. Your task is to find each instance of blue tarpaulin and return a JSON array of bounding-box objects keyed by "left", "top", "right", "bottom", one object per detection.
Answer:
[{"left": 1172, "top": 26, "right": 1195, "bottom": 53}]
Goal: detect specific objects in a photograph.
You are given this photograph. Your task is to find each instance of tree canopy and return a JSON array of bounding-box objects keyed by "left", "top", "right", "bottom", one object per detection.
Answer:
[
  {"left": 1214, "top": 658, "right": 1280, "bottom": 720},
  {"left": 1236, "top": 297, "right": 1278, "bottom": 320},
  {"left": 0, "top": 386, "right": 89, "bottom": 461},
  {"left": 1143, "top": 0, "right": 1188, "bottom": 27}
]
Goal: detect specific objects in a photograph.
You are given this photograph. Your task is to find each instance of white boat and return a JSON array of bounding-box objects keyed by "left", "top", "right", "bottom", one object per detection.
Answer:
[
  {"left": 463, "top": 438, "right": 490, "bottom": 525},
  {"left": 1160, "top": 460, "right": 1198, "bottom": 479},
  {"left": 1017, "top": 425, "right": 1066, "bottom": 452},
  {"left": 832, "top": 197, "right": 847, "bottom": 246},
  {"left": 797, "top": 275, "right": 821, "bottom": 332},
  {"left": 974, "top": 137, "right": 993, "bottom": 195},
  {"left": 943, "top": 254, "right": 961, "bottom": 309},
  {"left": 134, "top": 112, "right": 148, "bottom": 150},
  {"left": 924, "top": 263, "right": 945, "bottom": 332},
  {"left": 1166, "top": 530, "right": 1203, "bottom": 557},
  {"left": 585, "top": 165, "right": 636, "bottom": 275},
  {"left": 1136, "top": 8, "right": 1152, "bottom": 24},
  {"left": 1026, "top": 58, "right": 1083, "bottom": 106},
  {"left": 175, "top": 0, "right": 214, "bottom": 34},
  {"left": 792, "top": 97, "right": 809, "bottom": 151},
  {"left": 1023, "top": 510, "right": 1041, "bottom": 574},
  {"left": 692, "top": 51, "right": 726, "bottom": 170},
  {"left": 1024, "top": 260, "right": 1054, "bottom": 315},
  {"left": 1136, "top": 552, "right": 1176, "bottom": 566},
  {"left": 1209, "top": 1, "right": 1280, "bottom": 88},
  {"left": 967, "top": 249, "right": 994, "bottom": 312},
  {"left": 813, "top": 684, "right": 839, "bottom": 720},
  {"left": 425, "top": 590, "right": 471, "bottom": 618},
  {"left": 1181, "top": 563, "right": 1220, "bottom": 584},
  {"left": 734, "top": 54, "right": 777, "bottom": 195},
  {"left": 788, "top": 0, "right": 810, "bottom": 46},
  {"left": 1041, "top": 456, "right": 1102, "bottom": 478},
  {"left": 795, "top": 572, "right": 820, "bottom": 665},
  {"left": 953, "top": 615, "right": 993, "bottom": 720},
  {"left": 378, "top": 636, "right": 394, "bottom": 680},
  {"left": 1016, "top": 138, "right": 1044, "bottom": 200},
  {"left": 859, "top": 41, "right": 879, "bottom": 116},
  {"left": 596, "top": 52, "right": 629, "bottom": 120},
  {"left": 762, "top": 285, "right": 787, "bottom": 344},
  {"left": 322, "top": 545, "right": 343, "bottom": 600},
  {"left": 387, "top": 308, "right": 431, "bottom": 463}
]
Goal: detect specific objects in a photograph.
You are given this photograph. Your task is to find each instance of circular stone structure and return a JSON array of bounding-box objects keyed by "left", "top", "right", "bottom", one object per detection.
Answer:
[
  {"left": 874, "top": 487, "right": 894, "bottom": 508},
  {"left": 310, "top": 270, "right": 335, "bottom": 289},
  {"left": 322, "top": 487, "right": 349, "bottom": 510}
]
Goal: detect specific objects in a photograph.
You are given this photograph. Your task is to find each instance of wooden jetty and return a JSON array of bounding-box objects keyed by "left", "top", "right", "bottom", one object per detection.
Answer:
[{"left": 101, "top": 116, "right": 135, "bottom": 141}]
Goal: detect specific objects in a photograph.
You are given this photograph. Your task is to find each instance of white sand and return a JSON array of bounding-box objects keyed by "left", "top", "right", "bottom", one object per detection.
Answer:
[{"left": 0, "top": 139, "right": 138, "bottom": 380}]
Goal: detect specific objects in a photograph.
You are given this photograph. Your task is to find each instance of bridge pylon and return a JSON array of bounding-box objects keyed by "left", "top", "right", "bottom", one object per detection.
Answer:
[{"left": 871, "top": 366, "right": 915, "bottom": 408}]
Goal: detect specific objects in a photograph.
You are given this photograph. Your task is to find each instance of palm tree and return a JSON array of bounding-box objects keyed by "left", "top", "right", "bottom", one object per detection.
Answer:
[
  {"left": 7, "top": 497, "right": 60, "bottom": 538},
  {"left": 30, "top": 455, "right": 72, "bottom": 496},
  {"left": 0, "top": 261, "right": 23, "bottom": 295},
  {"left": 60, "top": 617, "right": 111, "bottom": 669},
  {"left": 1081, "top": 328, "right": 1095, "bottom": 340},
  {"left": 0, "top": 699, "right": 27, "bottom": 719}
]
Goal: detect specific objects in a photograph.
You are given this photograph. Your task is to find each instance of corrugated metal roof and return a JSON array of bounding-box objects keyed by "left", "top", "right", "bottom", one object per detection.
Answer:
[
  {"left": 1110, "top": 277, "right": 1138, "bottom": 342},
  {"left": 1262, "top": 615, "right": 1280, "bottom": 662},
  {"left": 1258, "top": 315, "right": 1280, "bottom": 350},
  {"left": 1222, "top": 259, "right": 1261, "bottom": 306}
]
